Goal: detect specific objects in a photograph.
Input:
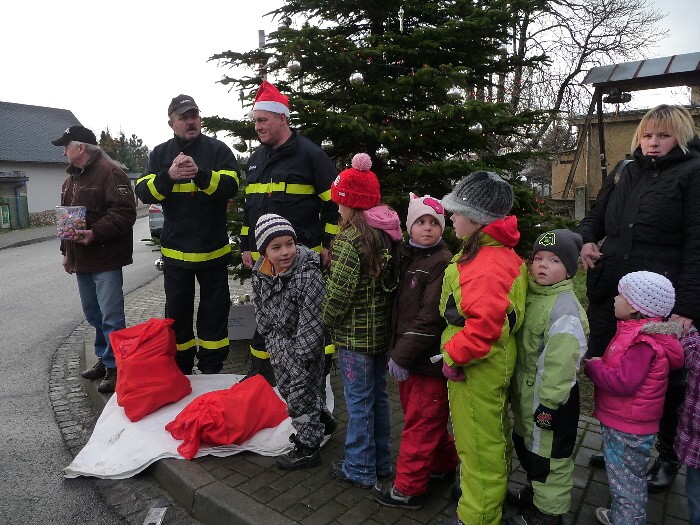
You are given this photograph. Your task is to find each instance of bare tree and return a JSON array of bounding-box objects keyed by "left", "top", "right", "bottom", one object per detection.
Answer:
[{"left": 505, "top": 0, "right": 667, "bottom": 153}]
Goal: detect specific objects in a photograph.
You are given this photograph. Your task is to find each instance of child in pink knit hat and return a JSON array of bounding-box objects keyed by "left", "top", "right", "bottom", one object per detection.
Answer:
[{"left": 373, "top": 192, "right": 458, "bottom": 510}]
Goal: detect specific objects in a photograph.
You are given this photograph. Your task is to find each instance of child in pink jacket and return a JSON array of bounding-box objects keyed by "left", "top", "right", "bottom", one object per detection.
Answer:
[{"left": 585, "top": 271, "right": 684, "bottom": 525}]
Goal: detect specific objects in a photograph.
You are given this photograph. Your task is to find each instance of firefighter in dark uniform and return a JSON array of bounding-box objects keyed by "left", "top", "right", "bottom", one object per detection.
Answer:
[
  {"left": 241, "top": 81, "right": 339, "bottom": 385},
  {"left": 135, "top": 94, "right": 240, "bottom": 374}
]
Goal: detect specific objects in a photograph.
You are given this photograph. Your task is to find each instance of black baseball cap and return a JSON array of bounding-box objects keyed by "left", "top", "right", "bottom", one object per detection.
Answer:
[
  {"left": 51, "top": 125, "right": 98, "bottom": 146},
  {"left": 168, "top": 94, "right": 199, "bottom": 116}
]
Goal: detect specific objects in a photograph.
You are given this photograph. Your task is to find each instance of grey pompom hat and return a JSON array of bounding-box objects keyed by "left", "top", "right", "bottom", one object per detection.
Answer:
[{"left": 441, "top": 171, "right": 513, "bottom": 225}]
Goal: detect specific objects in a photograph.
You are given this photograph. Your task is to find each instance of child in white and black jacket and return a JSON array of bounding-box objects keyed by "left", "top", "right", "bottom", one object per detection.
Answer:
[{"left": 252, "top": 213, "right": 332, "bottom": 470}]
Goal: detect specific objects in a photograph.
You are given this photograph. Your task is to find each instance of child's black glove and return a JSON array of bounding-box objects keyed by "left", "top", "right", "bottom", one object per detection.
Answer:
[{"left": 534, "top": 404, "right": 557, "bottom": 431}]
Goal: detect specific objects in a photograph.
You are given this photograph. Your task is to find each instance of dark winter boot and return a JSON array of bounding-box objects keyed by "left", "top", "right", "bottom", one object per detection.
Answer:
[
  {"left": 80, "top": 358, "right": 106, "bottom": 380},
  {"left": 589, "top": 453, "right": 606, "bottom": 468},
  {"left": 647, "top": 457, "right": 680, "bottom": 493},
  {"left": 506, "top": 484, "right": 534, "bottom": 509},
  {"left": 242, "top": 355, "right": 277, "bottom": 386},
  {"left": 97, "top": 368, "right": 117, "bottom": 393},
  {"left": 320, "top": 411, "right": 337, "bottom": 436},
  {"left": 276, "top": 434, "right": 321, "bottom": 470}
]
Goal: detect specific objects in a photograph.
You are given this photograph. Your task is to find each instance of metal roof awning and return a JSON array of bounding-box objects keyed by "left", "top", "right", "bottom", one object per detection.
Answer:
[{"left": 582, "top": 52, "right": 700, "bottom": 92}]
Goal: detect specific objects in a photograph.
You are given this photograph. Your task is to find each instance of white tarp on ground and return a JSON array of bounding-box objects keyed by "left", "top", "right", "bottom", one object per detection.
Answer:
[{"left": 64, "top": 374, "right": 334, "bottom": 480}]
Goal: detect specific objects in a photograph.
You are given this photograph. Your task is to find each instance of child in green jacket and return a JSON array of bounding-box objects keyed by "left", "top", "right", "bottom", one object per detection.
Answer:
[{"left": 508, "top": 229, "right": 589, "bottom": 525}]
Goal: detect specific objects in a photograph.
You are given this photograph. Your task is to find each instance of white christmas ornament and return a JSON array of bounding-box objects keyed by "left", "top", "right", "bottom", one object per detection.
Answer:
[
  {"left": 469, "top": 122, "right": 483, "bottom": 133},
  {"left": 349, "top": 71, "right": 364, "bottom": 85},
  {"left": 447, "top": 86, "right": 463, "bottom": 101},
  {"left": 287, "top": 60, "right": 301, "bottom": 75}
]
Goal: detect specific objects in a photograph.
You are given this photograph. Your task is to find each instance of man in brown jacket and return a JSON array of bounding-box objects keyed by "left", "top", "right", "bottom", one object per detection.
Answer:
[{"left": 52, "top": 125, "right": 136, "bottom": 393}]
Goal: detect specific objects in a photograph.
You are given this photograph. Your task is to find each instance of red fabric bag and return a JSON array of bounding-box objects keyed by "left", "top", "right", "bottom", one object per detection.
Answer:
[
  {"left": 110, "top": 318, "right": 191, "bottom": 422},
  {"left": 165, "top": 375, "right": 288, "bottom": 460}
]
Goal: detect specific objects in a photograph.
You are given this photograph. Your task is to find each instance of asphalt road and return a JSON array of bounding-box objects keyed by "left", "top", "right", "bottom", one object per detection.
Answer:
[{"left": 0, "top": 217, "right": 161, "bottom": 524}]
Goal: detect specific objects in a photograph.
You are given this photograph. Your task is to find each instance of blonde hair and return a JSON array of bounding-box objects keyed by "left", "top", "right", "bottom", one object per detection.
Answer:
[{"left": 631, "top": 104, "right": 696, "bottom": 154}]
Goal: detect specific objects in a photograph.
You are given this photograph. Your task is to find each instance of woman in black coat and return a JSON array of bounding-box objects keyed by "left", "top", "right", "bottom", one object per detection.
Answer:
[{"left": 576, "top": 104, "right": 700, "bottom": 492}]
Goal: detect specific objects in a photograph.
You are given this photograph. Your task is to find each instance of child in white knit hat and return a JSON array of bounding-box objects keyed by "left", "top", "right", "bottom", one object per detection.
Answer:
[
  {"left": 585, "top": 271, "right": 685, "bottom": 525},
  {"left": 373, "top": 193, "right": 458, "bottom": 510}
]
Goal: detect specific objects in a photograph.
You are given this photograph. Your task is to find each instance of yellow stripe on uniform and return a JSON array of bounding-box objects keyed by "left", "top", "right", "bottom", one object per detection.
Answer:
[
  {"left": 325, "top": 343, "right": 335, "bottom": 355},
  {"left": 245, "top": 182, "right": 286, "bottom": 194},
  {"left": 161, "top": 244, "right": 231, "bottom": 263},
  {"left": 198, "top": 337, "right": 230, "bottom": 350},
  {"left": 245, "top": 182, "right": 315, "bottom": 195},
  {"left": 285, "top": 183, "right": 315, "bottom": 194},
  {"left": 250, "top": 346, "right": 270, "bottom": 359},
  {"left": 325, "top": 223, "right": 340, "bottom": 235},
  {"left": 172, "top": 182, "right": 197, "bottom": 192},
  {"left": 136, "top": 173, "right": 165, "bottom": 201},
  {"left": 176, "top": 338, "right": 197, "bottom": 351},
  {"left": 319, "top": 189, "right": 332, "bottom": 201}
]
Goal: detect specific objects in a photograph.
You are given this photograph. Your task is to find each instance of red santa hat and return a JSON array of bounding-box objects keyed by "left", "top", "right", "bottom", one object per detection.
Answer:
[{"left": 251, "top": 81, "right": 290, "bottom": 117}]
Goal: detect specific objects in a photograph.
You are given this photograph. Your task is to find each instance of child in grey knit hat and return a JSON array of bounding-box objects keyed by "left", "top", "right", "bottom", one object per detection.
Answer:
[
  {"left": 439, "top": 171, "right": 528, "bottom": 524},
  {"left": 508, "top": 229, "right": 589, "bottom": 524}
]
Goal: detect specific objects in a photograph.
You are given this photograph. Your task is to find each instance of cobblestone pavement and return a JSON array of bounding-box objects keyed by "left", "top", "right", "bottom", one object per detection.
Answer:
[{"left": 52, "top": 274, "right": 691, "bottom": 525}]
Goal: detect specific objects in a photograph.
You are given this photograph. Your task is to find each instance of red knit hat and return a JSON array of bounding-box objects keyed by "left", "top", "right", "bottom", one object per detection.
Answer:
[
  {"left": 331, "top": 153, "right": 381, "bottom": 210},
  {"left": 251, "top": 80, "right": 290, "bottom": 117}
]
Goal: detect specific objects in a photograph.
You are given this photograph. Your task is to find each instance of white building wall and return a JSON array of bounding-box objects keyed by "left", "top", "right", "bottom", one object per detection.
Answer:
[{"left": 0, "top": 162, "right": 67, "bottom": 213}]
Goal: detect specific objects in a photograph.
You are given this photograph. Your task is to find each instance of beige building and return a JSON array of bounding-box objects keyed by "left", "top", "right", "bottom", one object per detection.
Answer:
[{"left": 552, "top": 100, "right": 700, "bottom": 203}]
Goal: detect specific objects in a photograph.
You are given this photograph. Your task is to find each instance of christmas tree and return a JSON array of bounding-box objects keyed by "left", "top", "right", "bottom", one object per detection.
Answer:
[{"left": 207, "top": 0, "right": 559, "bottom": 254}]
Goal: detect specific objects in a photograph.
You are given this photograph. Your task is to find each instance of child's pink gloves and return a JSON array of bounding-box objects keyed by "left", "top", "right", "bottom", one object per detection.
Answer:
[
  {"left": 388, "top": 358, "right": 409, "bottom": 381},
  {"left": 442, "top": 363, "right": 465, "bottom": 382}
]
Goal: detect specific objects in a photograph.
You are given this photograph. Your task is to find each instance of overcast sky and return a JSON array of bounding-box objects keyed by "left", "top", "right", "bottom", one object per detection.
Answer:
[{"left": 1, "top": 0, "right": 697, "bottom": 151}]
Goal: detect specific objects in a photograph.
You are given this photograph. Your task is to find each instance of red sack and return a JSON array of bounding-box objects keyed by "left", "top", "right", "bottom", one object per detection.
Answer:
[
  {"left": 110, "top": 318, "right": 191, "bottom": 422},
  {"left": 165, "top": 375, "right": 288, "bottom": 460}
]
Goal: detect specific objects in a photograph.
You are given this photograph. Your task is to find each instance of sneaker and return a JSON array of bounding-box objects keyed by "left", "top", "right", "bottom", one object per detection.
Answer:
[
  {"left": 372, "top": 480, "right": 422, "bottom": 510},
  {"left": 330, "top": 460, "right": 373, "bottom": 489},
  {"left": 506, "top": 484, "right": 534, "bottom": 508},
  {"left": 277, "top": 441, "right": 321, "bottom": 470},
  {"left": 595, "top": 507, "right": 612, "bottom": 525},
  {"left": 507, "top": 508, "right": 563, "bottom": 525},
  {"left": 80, "top": 359, "right": 105, "bottom": 380},
  {"left": 97, "top": 368, "right": 117, "bottom": 393}
]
